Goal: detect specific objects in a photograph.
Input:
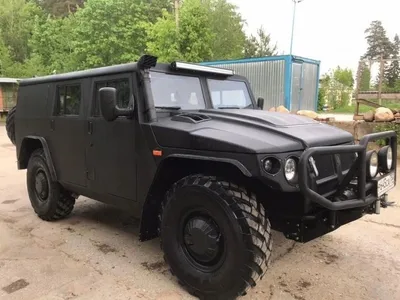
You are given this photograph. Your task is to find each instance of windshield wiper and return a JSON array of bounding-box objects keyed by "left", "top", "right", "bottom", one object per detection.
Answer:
[
  {"left": 155, "top": 106, "right": 181, "bottom": 110},
  {"left": 217, "top": 106, "right": 241, "bottom": 109}
]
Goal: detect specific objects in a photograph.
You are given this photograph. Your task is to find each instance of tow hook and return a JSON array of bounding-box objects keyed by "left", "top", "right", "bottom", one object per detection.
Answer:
[{"left": 380, "top": 193, "right": 395, "bottom": 208}]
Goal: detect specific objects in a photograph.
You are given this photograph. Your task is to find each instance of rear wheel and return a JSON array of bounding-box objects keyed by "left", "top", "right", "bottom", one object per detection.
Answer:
[
  {"left": 160, "top": 175, "right": 272, "bottom": 300},
  {"left": 27, "top": 148, "right": 75, "bottom": 221},
  {"left": 5, "top": 106, "right": 16, "bottom": 145}
]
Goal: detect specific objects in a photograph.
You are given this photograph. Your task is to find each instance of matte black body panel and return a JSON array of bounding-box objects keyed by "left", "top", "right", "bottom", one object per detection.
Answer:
[
  {"left": 151, "top": 109, "right": 353, "bottom": 154},
  {"left": 14, "top": 57, "right": 395, "bottom": 244}
]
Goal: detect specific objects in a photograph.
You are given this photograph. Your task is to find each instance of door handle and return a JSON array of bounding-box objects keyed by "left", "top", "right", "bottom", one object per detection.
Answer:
[
  {"left": 88, "top": 121, "right": 93, "bottom": 134},
  {"left": 50, "top": 119, "right": 55, "bottom": 131}
]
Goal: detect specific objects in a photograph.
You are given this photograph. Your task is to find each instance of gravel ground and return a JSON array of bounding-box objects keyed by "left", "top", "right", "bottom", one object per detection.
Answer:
[
  {"left": 0, "top": 126, "right": 399, "bottom": 300},
  {"left": 318, "top": 113, "right": 354, "bottom": 122}
]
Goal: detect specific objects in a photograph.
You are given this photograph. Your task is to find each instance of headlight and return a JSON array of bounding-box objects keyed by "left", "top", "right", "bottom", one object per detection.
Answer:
[
  {"left": 284, "top": 157, "right": 298, "bottom": 183},
  {"left": 378, "top": 145, "right": 393, "bottom": 171},
  {"left": 366, "top": 150, "right": 378, "bottom": 178},
  {"left": 262, "top": 157, "right": 280, "bottom": 175}
]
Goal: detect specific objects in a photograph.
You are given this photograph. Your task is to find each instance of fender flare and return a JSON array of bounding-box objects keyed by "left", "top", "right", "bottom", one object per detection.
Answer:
[
  {"left": 19, "top": 136, "right": 57, "bottom": 181},
  {"left": 138, "top": 154, "right": 252, "bottom": 241}
]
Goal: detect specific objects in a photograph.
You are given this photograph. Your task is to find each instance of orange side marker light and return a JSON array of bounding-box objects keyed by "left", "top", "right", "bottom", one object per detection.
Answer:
[{"left": 153, "top": 149, "right": 163, "bottom": 157}]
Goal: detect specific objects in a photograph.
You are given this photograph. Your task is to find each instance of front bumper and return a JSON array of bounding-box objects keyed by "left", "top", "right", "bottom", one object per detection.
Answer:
[{"left": 298, "top": 131, "right": 397, "bottom": 211}]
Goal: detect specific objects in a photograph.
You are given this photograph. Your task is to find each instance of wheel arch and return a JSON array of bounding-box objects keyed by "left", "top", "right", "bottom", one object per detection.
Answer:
[
  {"left": 18, "top": 136, "right": 57, "bottom": 181},
  {"left": 139, "top": 155, "right": 256, "bottom": 242}
]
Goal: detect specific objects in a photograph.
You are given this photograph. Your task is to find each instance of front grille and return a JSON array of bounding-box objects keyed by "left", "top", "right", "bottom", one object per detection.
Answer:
[{"left": 312, "top": 143, "right": 356, "bottom": 196}]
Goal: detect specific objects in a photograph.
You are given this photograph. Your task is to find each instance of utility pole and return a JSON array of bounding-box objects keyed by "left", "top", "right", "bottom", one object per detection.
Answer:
[
  {"left": 378, "top": 54, "right": 384, "bottom": 105},
  {"left": 174, "top": 0, "right": 180, "bottom": 31},
  {"left": 290, "top": 0, "right": 303, "bottom": 55}
]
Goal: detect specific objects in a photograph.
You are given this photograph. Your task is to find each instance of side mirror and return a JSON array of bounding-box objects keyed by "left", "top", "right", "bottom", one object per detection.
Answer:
[
  {"left": 257, "top": 97, "right": 264, "bottom": 110},
  {"left": 99, "top": 87, "right": 133, "bottom": 122}
]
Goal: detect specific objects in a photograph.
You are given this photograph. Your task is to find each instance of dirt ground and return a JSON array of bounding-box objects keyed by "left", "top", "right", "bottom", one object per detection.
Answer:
[{"left": 0, "top": 126, "right": 399, "bottom": 300}]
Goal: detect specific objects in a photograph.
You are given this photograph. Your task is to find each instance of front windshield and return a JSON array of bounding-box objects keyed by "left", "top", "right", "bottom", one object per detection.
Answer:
[
  {"left": 207, "top": 79, "right": 252, "bottom": 108},
  {"left": 150, "top": 71, "right": 206, "bottom": 109}
]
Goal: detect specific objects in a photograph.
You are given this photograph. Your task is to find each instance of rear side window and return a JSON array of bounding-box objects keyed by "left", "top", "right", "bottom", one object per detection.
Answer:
[
  {"left": 94, "top": 78, "right": 131, "bottom": 116},
  {"left": 55, "top": 84, "right": 81, "bottom": 116}
]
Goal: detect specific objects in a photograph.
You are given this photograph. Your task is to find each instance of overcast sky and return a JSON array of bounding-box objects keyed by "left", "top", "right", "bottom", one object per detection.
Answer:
[{"left": 229, "top": 0, "right": 399, "bottom": 76}]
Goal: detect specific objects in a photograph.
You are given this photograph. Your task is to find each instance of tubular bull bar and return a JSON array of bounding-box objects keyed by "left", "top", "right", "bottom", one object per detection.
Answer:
[{"left": 299, "top": 131, "right": 397, "bottom": 211}]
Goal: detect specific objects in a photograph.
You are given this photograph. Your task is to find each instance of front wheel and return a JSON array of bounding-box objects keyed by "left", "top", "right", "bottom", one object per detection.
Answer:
[{"left": 160, "top": 175, "right": 272, "bottom": 300}]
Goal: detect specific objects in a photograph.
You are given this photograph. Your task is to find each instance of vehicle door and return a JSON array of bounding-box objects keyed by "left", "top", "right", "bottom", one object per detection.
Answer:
[
  {"left": 86, "top": 73, "right": 136, "bottom": 201},
  {"left": 49, "top": 80, "right": 87, "bottom": 187}
]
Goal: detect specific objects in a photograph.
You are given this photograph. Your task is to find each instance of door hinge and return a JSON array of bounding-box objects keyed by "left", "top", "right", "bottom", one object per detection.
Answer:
[{"left": 88, "top": 121, "right": 93, "bottom": 134}]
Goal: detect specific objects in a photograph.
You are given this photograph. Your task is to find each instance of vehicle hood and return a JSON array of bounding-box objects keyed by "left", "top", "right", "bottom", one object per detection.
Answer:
[{"left": 150, "top": 109, "right": 354, "bottom": 154}]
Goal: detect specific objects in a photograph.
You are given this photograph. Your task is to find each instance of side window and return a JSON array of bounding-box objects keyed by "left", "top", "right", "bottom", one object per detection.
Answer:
[
  {"left": 94, "top": 78, "right": 131, "bottom": 116},
  {"left": 55, "top": 84, "right": 81, "bottom": 116}
]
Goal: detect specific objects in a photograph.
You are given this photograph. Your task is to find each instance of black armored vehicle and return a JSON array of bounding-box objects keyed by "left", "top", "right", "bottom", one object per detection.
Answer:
[{"left": 7, "top": 55, "right": 397, "bottom": 299}]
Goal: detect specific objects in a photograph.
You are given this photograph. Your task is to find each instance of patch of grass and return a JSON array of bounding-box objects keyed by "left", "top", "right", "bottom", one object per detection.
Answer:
[{"left": 320, "top": 103, "right": 400, "bottom": 114}]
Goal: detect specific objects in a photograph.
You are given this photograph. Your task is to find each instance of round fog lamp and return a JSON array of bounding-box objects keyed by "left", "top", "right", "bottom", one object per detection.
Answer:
[
  {"left": 284, "top": 158, "right": 297, "bottom": 183},
  {"left": 264, "top": 159, "right": 273, "bottom": 173},
  {"left": 379, "top": 146, "right": 393, "bottom": 171},
  {"left": 387, "top": 146, "right": 393, "bottom": 170},
  {"left": 367, "top": 150, "right": 378, "bottom": 178}
]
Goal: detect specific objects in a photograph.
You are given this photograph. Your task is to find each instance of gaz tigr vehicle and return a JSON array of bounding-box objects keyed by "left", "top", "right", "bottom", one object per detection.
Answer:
[{"left": 8, "top": 55, "right": 397, "bottom": 299}]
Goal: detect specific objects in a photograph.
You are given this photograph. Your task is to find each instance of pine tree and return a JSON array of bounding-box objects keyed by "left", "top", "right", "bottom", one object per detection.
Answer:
[
  {"left": 384, "top": 34, "right": 400, "bottom": 88},
  {"left": 356, "top": 60, "right": 371, "bottom": 91},
  {"left": 363, "top": 20, "right": 393, "bottom": 60}
]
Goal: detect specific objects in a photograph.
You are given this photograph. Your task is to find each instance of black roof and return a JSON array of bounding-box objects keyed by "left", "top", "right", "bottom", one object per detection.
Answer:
[
  {"left": 19, "top": 62, "right": 144, "bottom": 86},
  {"left": 19, "top": 59, "right": 242, "bottom": 86}
]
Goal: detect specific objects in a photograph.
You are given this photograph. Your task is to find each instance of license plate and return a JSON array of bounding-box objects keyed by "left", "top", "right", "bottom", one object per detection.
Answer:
[{"left": 377, "top": 172, "right": 396, "bottom": 197}]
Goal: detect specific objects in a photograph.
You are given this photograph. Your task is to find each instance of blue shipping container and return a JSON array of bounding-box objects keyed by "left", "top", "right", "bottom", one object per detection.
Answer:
[{"left": 200, "top": 55, "right": 321, "bottom": 111}]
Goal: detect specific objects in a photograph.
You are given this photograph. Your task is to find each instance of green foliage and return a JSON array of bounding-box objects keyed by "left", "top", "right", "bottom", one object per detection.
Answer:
[
  {"left": 148, "top": 0, "right": 240, "bottom": 63},
  {"left": 0, "top": 0, "right": 44, "bottom": 63},
  {"left": 0, "top": 0, "right": 278, "bottom": 78},
  {"left": 363, "top": 20, "right": 393, "bottom": 60},
  {"left": 177, "top": 0, "right": 214, "bottom": 62},
  {"left": 72, "top": 0, "right": 149, "bottom": 69},
  {"left": 373, "top": 123, "right": 400, "bottom": 146},
  {"left": 320, "top": 68, "right": 353, "bottom": 109},
  {"left": 0, "top": 36, "right": 12, "bottom": 75},
  {"left": 146, "top": 10, "right": 181, "bottom": 62},
  {"left": 333, "top": 66, "right": 354, "bottom": 88},
  {"left": 356, "top": 60, "right": 371, "bottom": 91},
  {"left": 384, "top": 34, "right": 400, "bottom": 89},
  {"left": 205, "top": 0, "right": 246, "bottom": 60},
  {"left": 29, "top": 15, "right": 76, "bottom": 73},
  {"left": 244, "top": 26, "right": 278, "bottom": 58},
  {"left": 145, "top": 0, "right": 173, "bottom": 23},
  {"left": 34, "top": 0, "right": 85, "bottom": 17},
  {"left": 317, "top": 86, "right": 325, "bottom": 111}
]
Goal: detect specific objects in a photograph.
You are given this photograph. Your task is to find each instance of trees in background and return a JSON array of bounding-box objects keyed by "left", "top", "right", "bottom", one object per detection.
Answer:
[
  {"left": 34, "top": 0, "right": 85, "bottom": 17},
  {"left": 244, "top": 26, "right": 278, "bottom": 58},
  {"left": 0, "top": 0, "right": 279, "bottom": 78},
  {"left": 361, "top": 21, "right": 400, "bottom": 91},
  {"left": 319, "top": 67, "right": 354, "bottom": 110},
  {"left": 384, "top": 34, "right": 400, "bottom": 89}
]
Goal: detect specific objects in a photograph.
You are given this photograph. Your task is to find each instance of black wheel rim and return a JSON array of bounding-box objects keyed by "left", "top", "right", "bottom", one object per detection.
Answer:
[
  {"left": 179, "top": 209, "right": 226, "bottom": 272},
  {"left": 34, "top": 169, "right": 49, "bottom": 202}
]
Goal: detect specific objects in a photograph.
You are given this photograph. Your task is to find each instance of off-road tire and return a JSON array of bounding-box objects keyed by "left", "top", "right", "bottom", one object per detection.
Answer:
[
  {"left": 160, "top": 175, "right": 272, "bottom": 300},
  {"left": 5, "top": 106, "right": 16, "bottom": 145},
  {"left": 27, "top": 148, "right": 75, "bottom": 221}
]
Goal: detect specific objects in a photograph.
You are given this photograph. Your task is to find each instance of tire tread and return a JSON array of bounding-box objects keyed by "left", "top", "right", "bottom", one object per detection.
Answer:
[
  {"left": 29, "top": 148, "right": 75, "bottom": 221},
  {"left": 160, "top": 174, "right": 272, "bottom": 299}
]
